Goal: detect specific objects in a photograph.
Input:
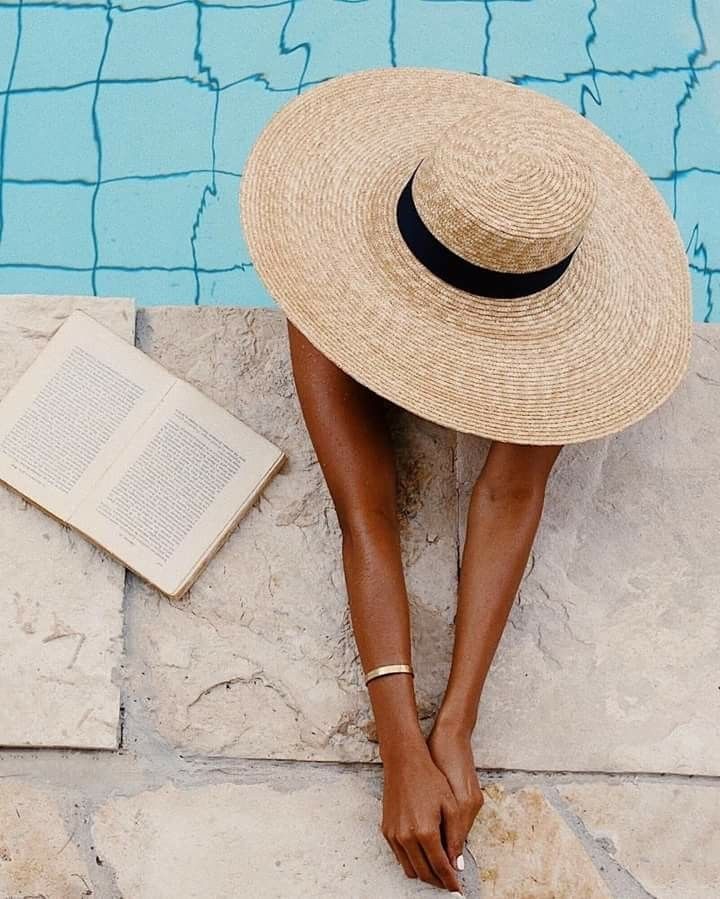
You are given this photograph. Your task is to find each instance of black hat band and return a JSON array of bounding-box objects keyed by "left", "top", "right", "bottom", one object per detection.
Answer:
[{"left": 396, "top": 163, "right": 580, "bottom": 299}]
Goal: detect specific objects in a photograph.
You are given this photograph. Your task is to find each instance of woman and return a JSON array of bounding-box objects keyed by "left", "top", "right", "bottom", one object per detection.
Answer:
[
  {"left": 287, "top": 316, "right": 562, "bottom": 893},
  {"left": 241, "top": 67, "right": 691, "bottom": 895}
]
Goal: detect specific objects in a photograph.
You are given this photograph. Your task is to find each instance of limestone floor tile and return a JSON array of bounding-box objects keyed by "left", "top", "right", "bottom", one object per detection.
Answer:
[
  {"left": 467, "top": 783, "right": 612, "bottom": 898},
  {"left": 95, "top": 775, "right": 434, "bottom": 899},
  {"left": 458, "top": 325, "right": 720, "bottom": 775},
  {"left": 0, "top": 294, "right": 132, "bottom": 747},
  {"left": 123, "top": 307, "right": 458, "bottom": 760},
  {"left": 559, "top": 781, "right": 720, "bottom": 899},
  {"left": 91, "top": 773, "right": 631, "bottom": 899},
  {"left": 0, "top": 781, "right": 93, "bottom": 898}
]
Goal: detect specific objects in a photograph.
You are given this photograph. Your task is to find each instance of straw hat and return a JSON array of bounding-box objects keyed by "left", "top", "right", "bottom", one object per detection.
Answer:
[{"left": 239, "top": 66, "right": 692, "bottom": 445}]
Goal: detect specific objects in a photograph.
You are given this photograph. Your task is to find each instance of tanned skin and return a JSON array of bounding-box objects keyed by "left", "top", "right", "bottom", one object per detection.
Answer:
[{"left": 287, "top": 319, "right": 563, "bottom": 893}]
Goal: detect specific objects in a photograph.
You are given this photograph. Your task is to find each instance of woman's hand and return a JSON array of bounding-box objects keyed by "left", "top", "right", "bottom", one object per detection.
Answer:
[
  {"left": 426, "top": 718, "right": 485, "bottom": 859},
  {"left": 380, "top": 736, "right": 465, "bottom": 894}
]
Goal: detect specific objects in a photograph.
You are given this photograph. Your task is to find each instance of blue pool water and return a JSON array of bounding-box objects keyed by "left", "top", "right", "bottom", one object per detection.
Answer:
[{"left": 0, "top": 0, "right": 717, "bottom": 321}]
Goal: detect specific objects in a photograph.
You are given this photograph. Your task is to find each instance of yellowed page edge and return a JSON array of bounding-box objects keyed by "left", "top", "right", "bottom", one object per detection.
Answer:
[{"left": 171, "top": 447, "right": 287, "bottom": 599}]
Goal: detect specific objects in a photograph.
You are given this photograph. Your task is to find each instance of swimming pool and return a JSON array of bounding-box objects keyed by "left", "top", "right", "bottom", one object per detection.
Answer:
[{"left": 0, "top": 0, "right": 716, "bottom": 320}]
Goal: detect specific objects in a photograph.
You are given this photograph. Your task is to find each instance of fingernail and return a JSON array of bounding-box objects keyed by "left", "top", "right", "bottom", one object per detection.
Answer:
[
  {"left": 456, "top": 853, "right": 465, "bottom": 871},
  {"left": 451, "top": 892, "right": 464, "bottom": 897}
]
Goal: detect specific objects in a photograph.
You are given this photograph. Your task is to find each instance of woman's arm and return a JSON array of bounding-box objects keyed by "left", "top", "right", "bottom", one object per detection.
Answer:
[
  {"left": 427, "top": 440, "right": 563, "bottom": 845},
  {"left": 437, "top": 441, "right": 563, "bottom": 734},
  {"left": 286, "top": 318, "right": 417, "bottom": 746},
  {"left": 286, "top": 320, "right": 463, "bottom": 894}
]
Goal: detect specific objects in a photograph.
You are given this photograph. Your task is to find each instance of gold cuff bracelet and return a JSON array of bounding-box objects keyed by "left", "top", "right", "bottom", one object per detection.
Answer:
[{"left": 364, "top": 663, "right": 414, "bottom": 686}]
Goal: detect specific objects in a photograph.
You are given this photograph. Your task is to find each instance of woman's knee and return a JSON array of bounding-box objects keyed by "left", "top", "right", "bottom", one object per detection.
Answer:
[{"left": 473, "top": 442, "right": 563, "bottom": 502}]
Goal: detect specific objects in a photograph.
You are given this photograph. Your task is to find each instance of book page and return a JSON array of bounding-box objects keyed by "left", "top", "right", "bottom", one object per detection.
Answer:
[
  {"left": 0, "top": 309, "right": 175, "bottom": 521},
  {"left": 69, "top": 377, "right": 285, "bottom": 596}
]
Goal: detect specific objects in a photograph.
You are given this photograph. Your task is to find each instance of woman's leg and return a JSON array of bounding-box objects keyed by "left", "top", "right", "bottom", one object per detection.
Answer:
[{"left": 427, "top": 440, "right": 563, "bottom": 841}]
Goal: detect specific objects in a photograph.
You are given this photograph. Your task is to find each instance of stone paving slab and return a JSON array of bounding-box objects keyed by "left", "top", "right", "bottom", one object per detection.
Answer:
[
  {"left": 0, "top": 299, "right": 716, "bottom": 899},
  {"left": 0, "top": 761, "right": 716, "bottom": 897},
  {"left": 90, "top": 774, "right": 610, "bottom": 898},
  {"left": 0, "top": 780, "right": 93, "bottom": 898},
  {"left": 457, "top": 325, "right": 720, "bottom": 775},
  {"left": 0, "top": 295, "right": 132, "bottom": 748},
  {"left": 559, "top": 781, "right": 720, "bottom": 899},
  {"left": 123, "top": 306, "right": 458, "bottom": 760},
  {"left": 123, "top": 310, "right": 720, "bottom": 777},
  {"left": 467, "top": 783, "right": 612, "bottom": 898},
  {"left": 86, "top": 772, "right": 717, "bottom": 898}
]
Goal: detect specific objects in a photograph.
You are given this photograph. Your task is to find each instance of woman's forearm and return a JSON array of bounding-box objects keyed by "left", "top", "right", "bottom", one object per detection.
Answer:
[
  {"left": 435, "top": 478, "right": 548, "bottom": 737},
  {"left": 341, "top": 514, "right": 426, "bottom": 759}
]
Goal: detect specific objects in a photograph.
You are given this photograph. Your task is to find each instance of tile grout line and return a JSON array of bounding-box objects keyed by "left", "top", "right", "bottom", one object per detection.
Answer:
[{"left": 544, "top": 784, "right": 659, "bottom": 899}]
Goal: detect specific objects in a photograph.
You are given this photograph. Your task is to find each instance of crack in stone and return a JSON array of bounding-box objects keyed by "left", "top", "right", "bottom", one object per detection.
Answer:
[
  {"left": 696, "top": 371, "right": 720, "bottom": 387},
  {"left": 186, "top": 675, "right": 258, "bottom": 712}
]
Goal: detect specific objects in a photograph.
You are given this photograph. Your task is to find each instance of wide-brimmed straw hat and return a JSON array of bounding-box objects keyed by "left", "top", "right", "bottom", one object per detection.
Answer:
[{"left": 240, "top": 66, "right": 692, "bottom": 445}]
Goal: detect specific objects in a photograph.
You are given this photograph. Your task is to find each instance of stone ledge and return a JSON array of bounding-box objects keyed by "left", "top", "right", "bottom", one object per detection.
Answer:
[
  {"left": 124, "top": 307, "right": 720, "bottom": 777},
  {"left": 2, "top": 298, "right": 717, "bottom": 777},
  {"left": 0, "top": 764, "right": 716, "bottom": 899},
  {"left": 124, "top": 306, "right": 458, "bottom": 761},
  {"left": 460, "top": 324, "right": 720, "bottom": 774},
  {"left": 0, "top": 295, "right": 133, "bottom": 749}
]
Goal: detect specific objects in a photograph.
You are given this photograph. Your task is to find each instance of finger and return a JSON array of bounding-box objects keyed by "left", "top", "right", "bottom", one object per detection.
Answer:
[
  {"left": 388, "top": 837, "right": 417, "bottom": 880},
  {"left": 419, "top": 829, "right": 462, "bottom": 893},
  {"left": 441, "top": 795, "right": 467, "bottom": 872},
  {"left": 402, "top": 837, "right": 443, "bottom": 889}
]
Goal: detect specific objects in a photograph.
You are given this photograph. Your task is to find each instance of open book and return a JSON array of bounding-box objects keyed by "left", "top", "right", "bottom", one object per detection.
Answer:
[{"left": 0, "top": 309, "right": 287, "bottom": 599}]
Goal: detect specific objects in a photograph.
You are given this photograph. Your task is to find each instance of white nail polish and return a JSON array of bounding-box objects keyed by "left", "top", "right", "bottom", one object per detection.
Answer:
[{"left": 456, "top": 853, "right": 465, "bottom": 871}]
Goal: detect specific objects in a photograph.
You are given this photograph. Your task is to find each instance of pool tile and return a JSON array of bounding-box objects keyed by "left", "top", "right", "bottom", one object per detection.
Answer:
[
  {"left": 102, "top": 3, "right": 198, "bottom": 82},
  {"left": 94, "top": 174, "right": 209, "bottom": 270},
  {"left": 541, "top": 68, "right": 691, "bottom": 176},
  {"left": 393, "top": 0, "right": 489, "bottom": 72},
  {"left": 197, "top": 267, "right": 265, "bottom": 308},
  {"left": 697, "top": 0, "right": 720, "bottom": 61},
  {"left": 283, "top": 0, "right": 392, "bottom": 85},
  {"left": 0, "top": 2, "right": 715, "bottom": 314},
  {"left": 94, "top": 266, "right": 200, "bottom": 307},
  {"left": 201, "top": 4, "right": 308, "bottom": 90},
  {"left": 589, "top": 0, "right": 703, "bottom": 73},
  {"left": 0, "top": 8, "right": 19, "bottom": 89},
  {"left": 0, "top": 183, "right": 95, "bottom": 269},
  {"left": 213, "top": 79, "right": 286, "bottom": 175},
  {"left": 10, "top": 5, "right": 108, "bottom": 91},
  {"left": 675, "top": 170, "right": 720, "bottom": 276},
  {"left": 674, "top": 68, "right": 720, "bottom": 175},
  {"left": 0, "top": 266, "right": 94, "bottom": 296},
  {"left": 3, "top": 84, "right": 98, "bottom": 184},
  {"left": 189, "top": 172, "right": 244, "bottom": 272},
  {"left": 96, "top": 80, "right": 216, "bottom": 181},
  {"left": 484, "top": 0, "right": 591, "bottom": 82}
]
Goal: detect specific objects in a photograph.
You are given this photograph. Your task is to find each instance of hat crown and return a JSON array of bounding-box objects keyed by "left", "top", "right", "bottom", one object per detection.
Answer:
[{"left": 412, "top": 110, "right": 598, "bottom": 274}]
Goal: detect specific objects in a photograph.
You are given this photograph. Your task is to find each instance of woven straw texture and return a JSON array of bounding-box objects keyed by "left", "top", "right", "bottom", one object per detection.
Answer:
[{"left": 240, "top": 66, "right": 692, "bottom": 445}]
